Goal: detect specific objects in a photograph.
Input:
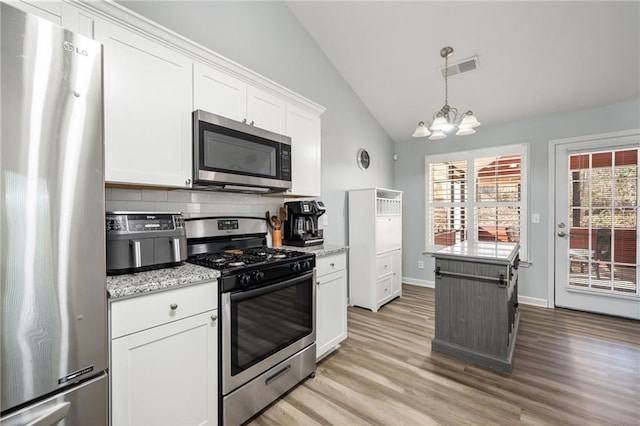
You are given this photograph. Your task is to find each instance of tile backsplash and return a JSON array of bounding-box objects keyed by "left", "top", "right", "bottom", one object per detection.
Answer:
[{"left": 106, "top": 187, "right": 287, "bottom": 218}]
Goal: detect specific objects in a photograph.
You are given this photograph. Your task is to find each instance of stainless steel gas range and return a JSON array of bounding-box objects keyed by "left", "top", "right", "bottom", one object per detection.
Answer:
[{"left": 185, "top": 216, "right": 316, "bottom": 425}]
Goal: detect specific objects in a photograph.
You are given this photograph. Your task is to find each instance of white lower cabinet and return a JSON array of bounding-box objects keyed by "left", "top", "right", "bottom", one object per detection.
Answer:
[
  {"left": 316, "top": 253, "right": 348, "bottom": 360},
  {"left": 110, "top": 282, "right": 218, "bottom": 426}
]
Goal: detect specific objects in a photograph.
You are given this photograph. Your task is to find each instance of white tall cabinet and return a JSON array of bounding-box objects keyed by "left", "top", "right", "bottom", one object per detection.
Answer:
[{"left": 348, "top": 188, "right": 402, "bottom": 312}]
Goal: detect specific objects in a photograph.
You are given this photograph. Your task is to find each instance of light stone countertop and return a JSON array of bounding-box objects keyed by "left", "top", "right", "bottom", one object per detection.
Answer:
[
  {"left": 281, "top": 244, "right": 348, "bottom": 257},
  {"left": 107, "top": 263, "right": 220, "bottom": 300}
]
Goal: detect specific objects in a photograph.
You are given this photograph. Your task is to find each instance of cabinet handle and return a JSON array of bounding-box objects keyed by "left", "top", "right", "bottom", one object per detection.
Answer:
[
  {"left": 330, "top": 262, "right": 335, "bottom": 267},
  {"left": 316, "top": 281, "right": 320, "bottom": 286},
  {"left": 250, "top": 120, "right": 255, "bottom": 126},
  {"left": 185, "top": 178, "right": 191, "bottom": 185},
  {"left": 170, "top": 303, "right": 178, "bottom": 310},
  {"left": 211, "top": 314, "right": 218, "bottom": 321},
  {"left": 242, "top": 118, "right": 247, "bottom": 123}
]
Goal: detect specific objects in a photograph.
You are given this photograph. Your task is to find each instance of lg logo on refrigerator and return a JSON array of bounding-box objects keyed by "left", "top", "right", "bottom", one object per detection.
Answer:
[{"left": 62, "top": 41, "right": 88, "bottom": 56}]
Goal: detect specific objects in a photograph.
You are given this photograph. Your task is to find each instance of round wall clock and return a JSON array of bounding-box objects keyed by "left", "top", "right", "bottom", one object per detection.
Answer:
[{"left": 357, "top": 149, "right": 370, "bottom": 170}]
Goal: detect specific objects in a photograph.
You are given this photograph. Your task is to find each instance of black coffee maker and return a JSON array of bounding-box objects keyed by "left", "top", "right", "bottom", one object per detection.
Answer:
[{"left": 283, "top": 201, "right": 326, "bottom": 246}]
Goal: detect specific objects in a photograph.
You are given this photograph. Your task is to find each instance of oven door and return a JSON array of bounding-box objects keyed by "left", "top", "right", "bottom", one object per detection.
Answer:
[{"left": 222, "top": 270, "right": 315, "bottom": 394}]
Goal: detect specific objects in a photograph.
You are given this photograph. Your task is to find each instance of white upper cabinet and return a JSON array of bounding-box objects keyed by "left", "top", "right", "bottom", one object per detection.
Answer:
[
  {"left": 246, "top": 86, "right": 286, "bottom": 135},
  {"left": 193, "top": 62, "right": 247, "bottom": 122},
  {"left": 61, "top": 1, "right": 324, "bottom": 191},
  {"left": 96, "top": 20, "right": 193, "bottom": 188},
  {"left": 193, "top": 62, "right": 286, "bottom": 135},
  {"left": 285, "top": 104, "right": 321, "bottom": 197},
  {"left": 9, "top": 1, "right": 61, "bottom": 25}
]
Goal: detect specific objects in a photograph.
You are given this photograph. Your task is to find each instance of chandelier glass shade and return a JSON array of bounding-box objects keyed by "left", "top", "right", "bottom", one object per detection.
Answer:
[{"left": 412, "top": 46, "right": 481, "bottom": 140}]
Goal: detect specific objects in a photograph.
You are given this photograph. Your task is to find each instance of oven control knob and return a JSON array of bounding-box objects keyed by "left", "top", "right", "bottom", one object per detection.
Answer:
[
  {"left": 239, "top": 274, "right": 252, "bottom": 286},
  {"left": 302, "top": 260, "right": 311, "bottom": 271},
  {"left": 291, "top": 262, "right": 301, "bottom": 273},
  {"left": 253, "top": 271, "right": 265, "bottom": 282}
]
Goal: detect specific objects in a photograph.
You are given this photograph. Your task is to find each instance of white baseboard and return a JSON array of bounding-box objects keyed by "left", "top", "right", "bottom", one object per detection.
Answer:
[
  {"left": 402, "top": 277, "right": 434, "bottom": 288},
  {"left": 519, "top": 296, "right": 548, "bottom": 308}
]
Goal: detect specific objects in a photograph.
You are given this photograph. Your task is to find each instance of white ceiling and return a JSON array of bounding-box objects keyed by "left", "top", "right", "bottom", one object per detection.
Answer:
[{"left": 286, "top": 1, "right": 640, "bottom": 143}]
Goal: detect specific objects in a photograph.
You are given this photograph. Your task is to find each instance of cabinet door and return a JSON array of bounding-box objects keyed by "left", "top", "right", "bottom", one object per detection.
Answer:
[
  {"left": 97, "top": 21, "right": 192, "bottom": 187},
  {"left": 376, "top": 216, "right": 402, "bottom": 253},
  {"left": 9, "top": 1, "right": 61, "bottom": 24},
  {"left": 286, "top": 104, "right": 321, "bottom": 197},
  {"left": 247, "top": 86, "right": 286, "bottom": 134},
  {"left": 391, "top": 250, "right": 402, "bottom": 297},
  {"left": 316, "top": 269, "right": 347, "bottom": 360},
  {"left": 111, "top": 310, "right": 218, "bottom": 426},
  {"left": 193, "top": 62, "right": 247, "bottom": 121},
  {"left": 376, "top": 274, "right": 394, "bottom": 306}
]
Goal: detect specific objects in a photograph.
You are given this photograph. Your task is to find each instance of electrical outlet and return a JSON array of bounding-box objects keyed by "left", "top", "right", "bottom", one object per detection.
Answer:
[
  {"left": 322, "top": 215, "right": 328, "bottom": 226},
  {"left": 418, "top": 260, "right": 424, "bottom": 270},
  {"left": 532, "top": 213, "right": 540, "bottom": 224}
]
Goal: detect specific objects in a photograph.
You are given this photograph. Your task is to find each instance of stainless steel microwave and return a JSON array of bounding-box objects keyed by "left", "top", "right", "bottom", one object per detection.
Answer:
[{"left": 193, "top": 110, "right": 292, "bottom": 193}]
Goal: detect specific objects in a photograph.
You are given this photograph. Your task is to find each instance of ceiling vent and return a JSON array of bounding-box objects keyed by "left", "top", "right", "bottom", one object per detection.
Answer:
[{"left": 441, "top": 56, "right": 479, "bottom": 78}]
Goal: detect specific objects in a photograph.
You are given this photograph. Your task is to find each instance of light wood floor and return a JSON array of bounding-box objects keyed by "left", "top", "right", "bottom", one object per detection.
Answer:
[{"left": 249, "top": 284, "right": 640, "bottom": 425}]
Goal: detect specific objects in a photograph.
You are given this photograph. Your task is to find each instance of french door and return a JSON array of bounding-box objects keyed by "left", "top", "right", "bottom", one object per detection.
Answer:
[{"left": 553, "top": 133, "right": 640, "bottom": 319}]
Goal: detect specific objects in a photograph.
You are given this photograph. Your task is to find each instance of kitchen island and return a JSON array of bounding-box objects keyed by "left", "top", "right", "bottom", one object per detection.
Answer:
[{"left": 432, "top": 241, "right": 520, "bottom": 373}]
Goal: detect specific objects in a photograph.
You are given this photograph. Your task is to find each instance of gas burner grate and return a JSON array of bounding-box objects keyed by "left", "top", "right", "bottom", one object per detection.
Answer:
[{"left": 188, "top": 247, "right": 307, "bottom": 270}]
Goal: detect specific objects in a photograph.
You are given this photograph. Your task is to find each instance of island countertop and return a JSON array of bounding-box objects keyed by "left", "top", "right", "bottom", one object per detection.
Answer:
[{"left": 433, "top": 241, "right": 519, "bottom": 264}]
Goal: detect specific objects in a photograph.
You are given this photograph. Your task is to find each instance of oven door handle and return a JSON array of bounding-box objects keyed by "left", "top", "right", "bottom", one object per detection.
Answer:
[{"left": 230, "top": 271, "right": 313, "bottom": 303}]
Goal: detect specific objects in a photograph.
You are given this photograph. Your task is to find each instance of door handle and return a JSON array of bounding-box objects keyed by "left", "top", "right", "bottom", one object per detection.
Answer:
[
  {"left": 131, "top": 240, "right": 142, "bottom": 267},
  {"left": 170, "top": 237, "right": 182, "bottom": 262},
  {"left": 26, "top": 402, "right": 71, "bottom": 426},
  {"left": 557, "top": 231, "right": 568, "bottom": 238}
]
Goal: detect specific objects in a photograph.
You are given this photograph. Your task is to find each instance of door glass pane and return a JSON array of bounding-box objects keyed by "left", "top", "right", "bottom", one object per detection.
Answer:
[
  {"left": 567, "top": 149, "right": 638, "bottom": 295},
  {"left": 231, "top": 279, "right": 312, "bottom": 376}
]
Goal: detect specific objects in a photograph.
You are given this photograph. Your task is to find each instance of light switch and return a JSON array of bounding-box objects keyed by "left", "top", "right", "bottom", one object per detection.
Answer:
[{"left": 532, "top": 213, "right": 540, "bottom": 224}]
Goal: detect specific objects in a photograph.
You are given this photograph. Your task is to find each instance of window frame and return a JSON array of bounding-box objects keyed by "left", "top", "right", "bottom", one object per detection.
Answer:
[{"left": 425, "top": 143, "right": 529, "bottom": 261}]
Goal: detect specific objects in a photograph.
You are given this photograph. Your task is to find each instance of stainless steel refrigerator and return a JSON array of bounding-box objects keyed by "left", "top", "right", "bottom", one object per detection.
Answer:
[{"left": 1, "top": 3, "right": 107, "bottom": 424}]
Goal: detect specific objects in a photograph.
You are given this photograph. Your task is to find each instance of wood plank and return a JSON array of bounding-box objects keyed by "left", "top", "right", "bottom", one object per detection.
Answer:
[{"left": 248, "top": 284, "right": 640, "bottom": 425}]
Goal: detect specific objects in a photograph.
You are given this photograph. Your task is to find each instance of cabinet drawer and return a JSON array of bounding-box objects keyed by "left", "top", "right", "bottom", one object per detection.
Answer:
[
  {"left": 316, "top": 253, "right": 346, "bottom": 276},
  {"left": 111, "top": 281, "right": 217, "bottom": 339},
  {"left": 377, "top": 275, "right": 393, "bottom": 303},
  {"left": 376, "top": 253, "right": 392, "bottom": 278}
]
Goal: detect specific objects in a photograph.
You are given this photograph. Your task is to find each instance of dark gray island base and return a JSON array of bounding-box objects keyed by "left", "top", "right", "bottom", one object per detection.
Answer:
[{"left": 431, "top": 242, "right": 520, "bottom": 374}]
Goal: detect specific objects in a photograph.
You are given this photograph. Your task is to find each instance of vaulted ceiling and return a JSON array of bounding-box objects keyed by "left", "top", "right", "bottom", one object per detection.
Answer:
[{"left": 286, "top": 1, "right": 640, "bottom": 142}]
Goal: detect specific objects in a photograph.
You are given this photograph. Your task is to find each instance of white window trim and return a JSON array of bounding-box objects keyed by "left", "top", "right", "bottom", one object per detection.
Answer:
[{"left": 425, "top": 143, "right": 529, "bottom": 261}]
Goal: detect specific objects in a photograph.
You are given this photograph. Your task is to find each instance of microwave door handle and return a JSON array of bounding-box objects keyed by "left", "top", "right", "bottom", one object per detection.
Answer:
[
  {"left": 230, "top": 271, "right": 313, "bottom": 303},
  {"left": 170, "top": 237, "right": 182, "bottom": 262},
  {"left": 130, "top": 240, "right": 142, "bottom": 268}
]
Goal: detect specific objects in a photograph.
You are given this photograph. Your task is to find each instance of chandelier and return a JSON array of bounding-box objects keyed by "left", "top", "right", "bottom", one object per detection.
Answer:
[{"left": 412, "top": 46, "right": 481, "bottom": 140}]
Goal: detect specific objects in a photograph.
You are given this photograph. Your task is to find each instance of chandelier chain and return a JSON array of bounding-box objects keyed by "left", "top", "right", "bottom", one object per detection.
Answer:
[{"left": 444, "top": 51, "right": 449, "bottom": 107}]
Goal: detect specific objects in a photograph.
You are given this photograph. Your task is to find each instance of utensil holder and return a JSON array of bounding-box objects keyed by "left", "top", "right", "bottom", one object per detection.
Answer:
[{"left": 272, "top": 230, "right": 282, "bottom": 248}]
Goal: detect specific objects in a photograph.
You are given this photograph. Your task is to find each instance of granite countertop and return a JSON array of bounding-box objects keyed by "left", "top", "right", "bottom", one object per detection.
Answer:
[
  {"left": 107, "top": 263, "right": 220, "bottom": 299},
  {"left": 432, "top": 241, "right": 519, "bottom": 264},
  {"left": 281, "top": 244, "right": 348, "bottom": 257}
]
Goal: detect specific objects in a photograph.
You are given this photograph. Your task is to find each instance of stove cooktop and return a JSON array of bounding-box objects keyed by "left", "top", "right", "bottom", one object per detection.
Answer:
[{"left": 188, "top": 247, "right": 309, "bottom": 271}]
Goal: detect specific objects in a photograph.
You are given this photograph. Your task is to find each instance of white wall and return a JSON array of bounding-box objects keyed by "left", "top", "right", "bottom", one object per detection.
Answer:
[
  {"left": 395, "top": 98, "right": 640, "bottom": 305},
  {"left": 117, "top": 0, "right": 395, "bottom": 246}
]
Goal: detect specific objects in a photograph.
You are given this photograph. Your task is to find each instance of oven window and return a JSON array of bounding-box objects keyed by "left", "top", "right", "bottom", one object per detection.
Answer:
[
  {"left": 231, "top": 278, "right": 312, "bottom": 376},
  {"left": 203, "top": 130, "right": 277, "bottom": 177}
]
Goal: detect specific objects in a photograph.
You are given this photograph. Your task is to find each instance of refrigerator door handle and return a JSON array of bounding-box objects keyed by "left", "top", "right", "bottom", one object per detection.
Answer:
[{"left": 26, "top": 402, "right": 70, "bottom": 426}]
